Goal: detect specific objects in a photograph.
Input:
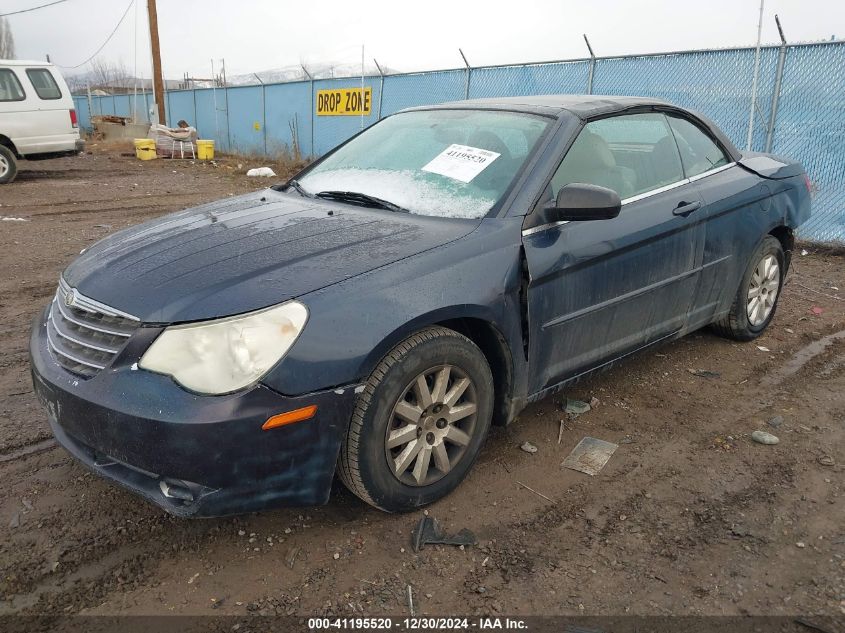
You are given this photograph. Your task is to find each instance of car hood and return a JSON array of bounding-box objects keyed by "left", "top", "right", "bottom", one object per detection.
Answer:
[{"left": 64, "top": 189, "right": 481, "bottom": 323}]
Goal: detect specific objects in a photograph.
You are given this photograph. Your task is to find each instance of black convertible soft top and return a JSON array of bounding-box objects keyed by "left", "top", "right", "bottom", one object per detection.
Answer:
[
  {"left": 444, "top": 94, "right": 671, "bottom": 118},
  {"left": 416, "top": 94, "right": 741, "bottom": 162}
]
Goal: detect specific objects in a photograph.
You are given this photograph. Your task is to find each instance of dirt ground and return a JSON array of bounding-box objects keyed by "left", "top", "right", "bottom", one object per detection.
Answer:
[{"left": 0, "top": 145, "right": 843, "bottom": 619}]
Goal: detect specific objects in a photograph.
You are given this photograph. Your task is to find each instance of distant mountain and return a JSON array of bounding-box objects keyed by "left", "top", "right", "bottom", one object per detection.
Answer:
[
  {"left": 225, "top": 62, "right": 401, "bottom": 86},
  {"left": 68, "top": 61, "right": 403, "bottom": 94},
  {"left": 68, "top": 74, "right": 183, "bottom": 94}
]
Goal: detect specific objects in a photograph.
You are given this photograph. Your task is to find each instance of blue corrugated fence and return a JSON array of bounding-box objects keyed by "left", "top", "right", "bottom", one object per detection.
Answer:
[{"left": 74, "top": 41, "right": 845, "bottom": 242}]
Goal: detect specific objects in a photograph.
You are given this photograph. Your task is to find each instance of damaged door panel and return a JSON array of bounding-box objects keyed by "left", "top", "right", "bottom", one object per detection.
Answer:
[
  {"left": 521, "top": 111, "right": 704, "bottom": 393},
  {"left": 522, "top": 189, "right": 704, "bottom": 393}
]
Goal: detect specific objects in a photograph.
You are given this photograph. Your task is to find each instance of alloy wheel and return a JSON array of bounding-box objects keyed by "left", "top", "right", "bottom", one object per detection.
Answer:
[
  {"left": 0, "top": 154, "right": 8, "bottom": 178},
  {"left": 384, "top": 364, "right": 478, "bottom": 487},
  {"left": 747, "top": 253, "right": 780, "bottom": 326}
]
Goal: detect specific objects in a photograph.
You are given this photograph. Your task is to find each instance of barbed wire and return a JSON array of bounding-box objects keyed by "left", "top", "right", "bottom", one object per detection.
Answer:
[{"left": 57, "top": 0, "right": 133, "bottom": 69}]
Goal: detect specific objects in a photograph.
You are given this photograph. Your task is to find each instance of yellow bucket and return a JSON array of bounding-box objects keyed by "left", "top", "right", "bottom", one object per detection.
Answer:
[
  {"left": 133, "top": 138, "right": 156, "bottom": 160},
  {"left": 197, "top": 139, "right": 215, "bottom": 160}
]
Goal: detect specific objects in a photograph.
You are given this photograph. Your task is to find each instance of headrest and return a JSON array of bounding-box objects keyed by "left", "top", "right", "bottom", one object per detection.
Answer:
[
  {"left": 568, "top": 132, "right": 616, "bottom": 168},
  {"left": 467, "top": 131, "right": 510, "bottom": 159}
]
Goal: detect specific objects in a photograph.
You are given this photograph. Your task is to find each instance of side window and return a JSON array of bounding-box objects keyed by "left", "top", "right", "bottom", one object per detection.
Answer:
[
  {"left": 26, "top": 68, "right": 62, "bottom": 100},
  {"left": 0, "top": 69, "right": 26, "bottom": 102},
  {"left": 550, "top": 112, "right": 684, "bottom": 200},
  {"left": 666, "top": 115, "right": 729, "bottom": 178}
]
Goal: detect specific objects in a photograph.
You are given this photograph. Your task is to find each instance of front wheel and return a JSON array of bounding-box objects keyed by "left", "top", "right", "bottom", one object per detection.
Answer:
[
  {"left": 712, "top": 235, "right": 785, "bottom": 341},
  {"left": 337, "top": 326, "right": 494, "bottom": 512}
]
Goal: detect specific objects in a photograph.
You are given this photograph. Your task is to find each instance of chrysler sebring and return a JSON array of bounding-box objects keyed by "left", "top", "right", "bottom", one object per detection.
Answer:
[{"left": 30, "top": 95, "right": 811, "bottom": 516}]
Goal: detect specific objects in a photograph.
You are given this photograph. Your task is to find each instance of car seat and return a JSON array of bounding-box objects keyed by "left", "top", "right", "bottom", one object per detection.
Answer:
[
  {"left": 648, "top": 136, "right": 685, "bottom": 187},
  {"left": 552, "top": 131, "right": 636, "bottom": 199}
]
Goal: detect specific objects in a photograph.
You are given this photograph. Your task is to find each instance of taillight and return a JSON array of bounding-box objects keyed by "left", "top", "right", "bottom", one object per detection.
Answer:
[{"left": 69, "top": 109, "right": 78, "bottom": 128}]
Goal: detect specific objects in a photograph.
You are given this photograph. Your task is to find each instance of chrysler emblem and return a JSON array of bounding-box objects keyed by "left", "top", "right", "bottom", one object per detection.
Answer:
[{"left": 64, "top": 289, "right": 77, "bottom": 308}]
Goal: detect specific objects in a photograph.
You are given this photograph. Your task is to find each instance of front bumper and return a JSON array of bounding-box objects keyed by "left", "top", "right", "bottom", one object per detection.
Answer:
[{"left": 29, "top": 308, "right": 359, "bottom": 517}]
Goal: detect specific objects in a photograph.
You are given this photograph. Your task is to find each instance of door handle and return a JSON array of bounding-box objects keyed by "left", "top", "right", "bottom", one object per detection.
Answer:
[{"left": 673, "top": 200, "right": 702, "bottom": 216}]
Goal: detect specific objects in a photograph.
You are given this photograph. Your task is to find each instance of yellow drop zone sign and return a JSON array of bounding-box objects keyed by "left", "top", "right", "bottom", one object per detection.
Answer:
[{"left": 316, "top": 87, "right": 372, "bottom": 116}]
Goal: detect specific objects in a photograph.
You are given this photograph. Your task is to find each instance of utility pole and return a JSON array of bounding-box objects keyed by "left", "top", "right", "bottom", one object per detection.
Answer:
[{"left": 147, "top": 0, "right": 166, "bottom": 125}]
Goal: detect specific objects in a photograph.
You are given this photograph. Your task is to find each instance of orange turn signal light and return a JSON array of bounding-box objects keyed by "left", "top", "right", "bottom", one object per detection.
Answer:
[{"left": 262, "top": 405, "right": 317, "bottom": 431}]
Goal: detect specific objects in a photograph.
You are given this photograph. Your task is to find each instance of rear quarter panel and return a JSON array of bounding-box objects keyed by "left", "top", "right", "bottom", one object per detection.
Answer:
[{"left": 691, "top": 164, "right": 809, "bottom": 324}]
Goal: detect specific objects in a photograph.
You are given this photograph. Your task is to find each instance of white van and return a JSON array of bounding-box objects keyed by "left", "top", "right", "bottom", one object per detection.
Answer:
[{"left": 0, "top": 59, "right": 83, "bottom": 184}]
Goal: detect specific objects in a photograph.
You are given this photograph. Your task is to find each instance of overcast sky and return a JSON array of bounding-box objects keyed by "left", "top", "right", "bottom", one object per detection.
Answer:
[{"left": 6, "top": 0, "right": 845, "bottom": 79}]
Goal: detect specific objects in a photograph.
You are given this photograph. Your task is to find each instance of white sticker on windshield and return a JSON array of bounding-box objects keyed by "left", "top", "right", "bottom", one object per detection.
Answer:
[{"left": 421, "top": 144, "right": 501, "bottom": 183}]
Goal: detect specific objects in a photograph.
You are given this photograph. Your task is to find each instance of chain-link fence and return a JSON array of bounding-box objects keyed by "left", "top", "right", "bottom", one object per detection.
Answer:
[{"left": 74, "top": 40, "right": 845, "bottom": 242}]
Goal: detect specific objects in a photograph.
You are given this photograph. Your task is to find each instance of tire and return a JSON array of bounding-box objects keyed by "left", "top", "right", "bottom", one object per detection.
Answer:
[
  {"left": 0, "top": 145, "right": 17, "bottom": 184},
  {"left": 712, "top": 235, "right": 785, "bottom": 341},
  {"left": 338, "top": 326, "right": 494, "bottom": 512}
]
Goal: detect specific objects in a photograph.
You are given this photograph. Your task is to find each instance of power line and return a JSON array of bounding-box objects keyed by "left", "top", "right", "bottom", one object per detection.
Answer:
[
  {"left": 58, "top": 0, "right": 133, "bottom": 69},
  {"left": 0, "top": 0, "right": 70, "bottom": 18}
]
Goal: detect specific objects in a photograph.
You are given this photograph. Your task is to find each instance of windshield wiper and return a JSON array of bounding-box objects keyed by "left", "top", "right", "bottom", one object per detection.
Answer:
[
  {"left": 286, "top": 178, "right": 313, "bottom": 198},
  {"left": 315, "top": 190, "right": 409, "bottom": 213}
]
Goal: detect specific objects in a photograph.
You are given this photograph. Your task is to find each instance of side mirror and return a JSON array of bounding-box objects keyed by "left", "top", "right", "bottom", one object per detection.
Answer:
[{"left": 544, "top": 183, "right": 621, "bottom": 221}]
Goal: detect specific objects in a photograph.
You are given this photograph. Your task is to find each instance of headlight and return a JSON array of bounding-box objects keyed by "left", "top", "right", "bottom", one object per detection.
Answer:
[{"left": 139, "top": 301, "right": 308, "bottom": 395}]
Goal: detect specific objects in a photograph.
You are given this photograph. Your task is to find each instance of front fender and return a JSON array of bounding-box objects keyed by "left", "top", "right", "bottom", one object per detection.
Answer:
[
  {"left": 358, "top": 303, "right": 506, "bottom": 377},
  {"left": 261, "top": 217, "right": 527, "bottom": 398}
]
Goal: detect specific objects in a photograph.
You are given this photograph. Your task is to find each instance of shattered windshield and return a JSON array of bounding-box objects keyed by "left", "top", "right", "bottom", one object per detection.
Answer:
[{"left": 298, "top": 109, "right": 550, "bottom": 219}]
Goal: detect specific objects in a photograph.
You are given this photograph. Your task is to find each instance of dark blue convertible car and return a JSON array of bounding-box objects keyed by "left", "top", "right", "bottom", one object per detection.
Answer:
[{"left": 30, "top": 95, "right": 811, "bottom": 516}]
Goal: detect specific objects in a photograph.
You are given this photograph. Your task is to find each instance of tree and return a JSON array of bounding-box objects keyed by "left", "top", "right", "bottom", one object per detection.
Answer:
[
  {"left": 85, "top": 59, "right": 132, "bottom": 89},
  {"left": 66, "top": 60, "right": 133, "bottom": 93},
  {"left": 0, "top": 17, "right": 15, "bottom": 59}
]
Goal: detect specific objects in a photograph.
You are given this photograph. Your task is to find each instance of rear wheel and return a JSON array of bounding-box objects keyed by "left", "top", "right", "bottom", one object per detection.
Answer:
[
  {"left": 712, "top": 236, "right": 784, "bottom": 341},
  {"left": 0, "top": 145, "right": 17, "bottom": 184},
  {"left": 338, "top": 326, "right": 494, "bottom": 512}
]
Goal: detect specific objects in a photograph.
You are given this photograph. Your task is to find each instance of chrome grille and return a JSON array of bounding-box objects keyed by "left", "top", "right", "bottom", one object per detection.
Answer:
[{"left": 46, "top": 278, "right": 140, "bottom": 378}]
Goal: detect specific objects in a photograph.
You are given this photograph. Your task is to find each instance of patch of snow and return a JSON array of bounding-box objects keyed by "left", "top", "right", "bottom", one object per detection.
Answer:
[
  {"left": 247, "top": 167, "right": 276, "bottom": 177},
  {"left": 0, "top": 216, "right": 27, "bottom": 222},
  {"left": 300, "top": 168, "right": 495, "bottom": 219}
]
